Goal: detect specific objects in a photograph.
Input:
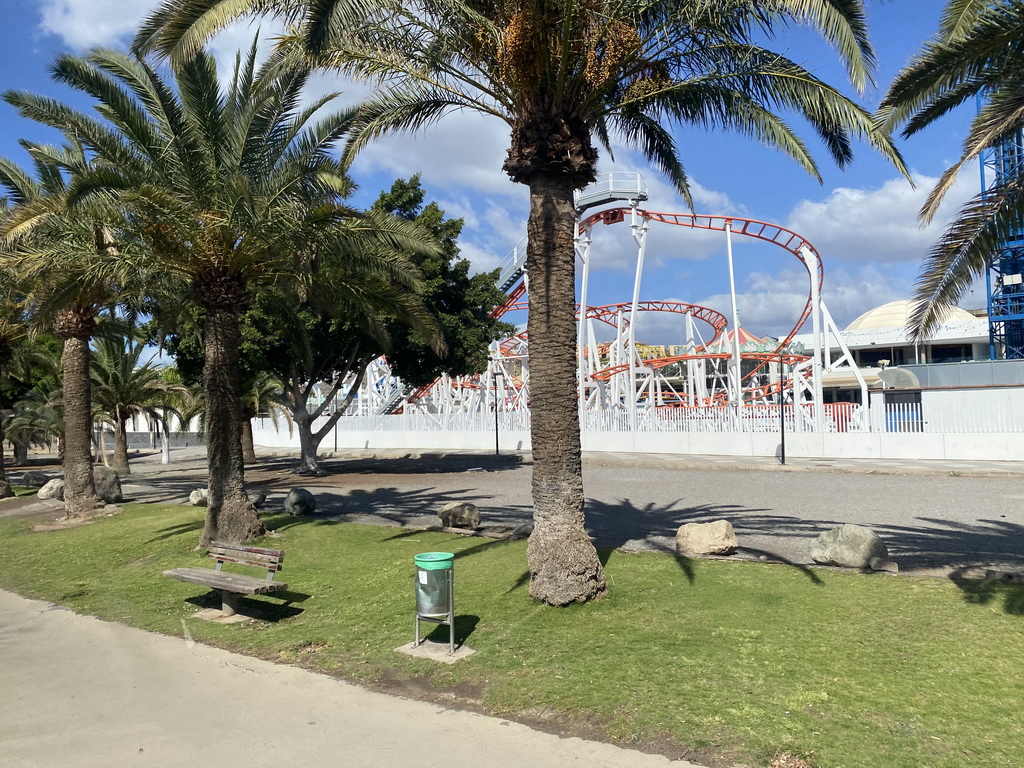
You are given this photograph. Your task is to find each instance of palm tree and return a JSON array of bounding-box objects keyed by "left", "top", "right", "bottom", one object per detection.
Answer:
[
  {"left": 0, "top": 142, "right": 139, "bottom": 517},
  {"left": 0, "top": 263, "right": 31, "bottom": 496},
  {"left": 5, "top": 43, "right": 440, "bottom": 544},
  {"left": 139, "top": 0, "right": 907, "bottom": 603},
  {"left": 879, "top": 1, "right": 1024, "bottom": 340},
  {"left": 240, "top": 370, "right": 289, "bottom": 465},
  {"left": 136, "top": 0, "right": 909, "bottom": 604},
  {"left": 90, "top": 336, "right": 188, "bottom": 474}
]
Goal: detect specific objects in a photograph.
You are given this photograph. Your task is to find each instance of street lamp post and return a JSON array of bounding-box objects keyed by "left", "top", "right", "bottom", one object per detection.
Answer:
[
  {"left": 779, "top": 353, "right": 787, "bottom": 466},
  {"left": 493, "top": 369, "right": 504, "bottom": 456}
]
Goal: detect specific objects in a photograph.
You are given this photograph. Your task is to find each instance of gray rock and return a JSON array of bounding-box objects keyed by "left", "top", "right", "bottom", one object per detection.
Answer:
[
  {"left": 510, "top": 522, "right": 534, "bottom": 540},
  {"left": 675, "top": 520, "right": 738, "bottom": 556},
  {"left": 189, "top": 488, "right": 209, "bottom": 507},
  {"left": 248, "top": 491, "right": 267, "bottom": 509},
  {"left": 94, "top": 467, "right": 123, "bottom": 503},
  {"left": 810, "top": 524, "right": 891, "bottom": 570},
  {"left": 284, "top": 488, "right": 316, "bottom": 516},
  {"left": 37, "top": 478, "right": 65, "bottom": 501},
  {"left": 438, "top": 501, "right": 481, "bottom": 529},
  {"left": 20, "top": 471, "right": 51, "bottom": 488}
]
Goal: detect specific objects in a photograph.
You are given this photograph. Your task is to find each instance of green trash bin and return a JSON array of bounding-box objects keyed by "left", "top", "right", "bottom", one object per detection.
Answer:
[
  {"left": 414, "top": 552, "right": 454, "bottom": 616},
  {"left": 414, "top": 552, "right": 455, "bottom": 653}
]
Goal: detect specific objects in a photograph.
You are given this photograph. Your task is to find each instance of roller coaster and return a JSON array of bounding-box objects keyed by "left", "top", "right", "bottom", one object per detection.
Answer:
[{"left": 348, "top": 173, "right": 868, "bottom": 433}]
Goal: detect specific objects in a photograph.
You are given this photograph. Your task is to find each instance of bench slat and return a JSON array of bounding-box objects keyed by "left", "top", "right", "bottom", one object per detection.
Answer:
[
  {"left": 208, "top": 543, "right": 284, "bottom": 572},
  {"left": 163, "top": 567, "right": 289, "bottom": 595}
]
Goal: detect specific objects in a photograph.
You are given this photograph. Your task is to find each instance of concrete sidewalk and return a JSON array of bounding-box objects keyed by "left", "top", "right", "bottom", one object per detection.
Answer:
[{"left": 0, "top": 590, "right": 700, "bottom": 768}]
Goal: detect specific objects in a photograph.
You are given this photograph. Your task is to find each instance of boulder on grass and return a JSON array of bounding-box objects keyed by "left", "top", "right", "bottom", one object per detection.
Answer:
[
  {"left": 284, "top": 488, "right": 316, "bottom": 516},
  {"left": 675, "top": 520, "right": 738, "bottom": 556},
  {"left": 37, "top": 478, "right": 65, "bottom": 501},
  {"left": 438, "top": 501, "right": 481, "bottom": 529},
  {"left": 810, "top": 524, "right": 891, "bottom": 570},
  {"left": 20, "top": 471, "right": 50, "bottom": 488},
  {"left": 94, "top": 467, "right": 123, "bottom": 503},
  {"left": 248, "top": 491, "right": 267, "bottom": 509},
  {"left": 189, "top": 488, "right": 209, "bottom": 507}
]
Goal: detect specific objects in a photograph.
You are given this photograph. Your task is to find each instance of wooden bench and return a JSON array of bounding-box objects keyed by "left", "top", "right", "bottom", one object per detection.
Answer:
[{"left": 164, "top": 542, "right": 288, "bottom": 617}]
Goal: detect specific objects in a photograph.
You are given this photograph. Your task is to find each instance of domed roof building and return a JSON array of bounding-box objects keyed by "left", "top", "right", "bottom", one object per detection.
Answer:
[{"left": 845, "top": 300, "right": 977, "bottom": 333}]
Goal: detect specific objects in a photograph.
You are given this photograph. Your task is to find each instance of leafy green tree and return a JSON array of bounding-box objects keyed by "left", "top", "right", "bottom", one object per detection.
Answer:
[
  {"left": 139, "top": 0, "right": 907, "bottom": 603},
  {"left": 6, "top": 43, "right": 438, "bottom": 544},
  {"left": 880, "top": 1, "right": 1024, "bottom": 339},
  {"left": 372, "top": 175, "right": 514, "bottom": 387}
]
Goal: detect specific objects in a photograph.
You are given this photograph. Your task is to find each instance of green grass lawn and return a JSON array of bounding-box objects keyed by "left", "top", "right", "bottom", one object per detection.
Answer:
[{"left": 1, "top": 503, "right": 1022, "bottom": 768}]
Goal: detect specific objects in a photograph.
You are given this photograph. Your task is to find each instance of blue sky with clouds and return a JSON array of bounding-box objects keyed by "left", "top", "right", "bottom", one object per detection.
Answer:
[{"left": 0, "top": 0, "right": 981, "bottom": 346}]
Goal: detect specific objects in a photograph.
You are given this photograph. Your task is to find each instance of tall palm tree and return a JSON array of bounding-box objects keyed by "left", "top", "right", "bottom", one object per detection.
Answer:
[
  {"left": 880, "top": 1, "right": 1024, "bottom": 340},
  {"left": 138, "top": 0, "right": 907, "bottom": 603},
  {"left": 0, "top": 142, "right": 139, "bottom": 517},
  {"left": 5, "top": 43, "right": 439, "bottom": 544},
  {"left": 90, "top": 336, "right": 188, "bottom": 474}
]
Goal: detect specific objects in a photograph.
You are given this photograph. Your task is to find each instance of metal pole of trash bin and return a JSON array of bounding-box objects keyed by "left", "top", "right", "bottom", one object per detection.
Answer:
[{"left": 414, "top": 552, "right": 455, "bottom": 654}]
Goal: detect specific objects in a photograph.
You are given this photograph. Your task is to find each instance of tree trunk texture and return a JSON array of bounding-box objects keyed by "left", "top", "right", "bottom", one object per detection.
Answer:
[
  {"left": 59, "top": 331, "right": 102, "bottom": 518},
  {"left": 112, "top": 416, "right": 131, "bottom": 475},
  {"left": 0, "top": 418, "right": 13, "bottom": 498},
  {"left": 240, "top": 418, "right": 257, "bottom": 465},
  {"left": 202, "top": 305, "right": 265, "bottom": 545},
  {"left": 295, "top": 410, "right": 323, "bottom": 474},
  {"left": 0, "top": 344, "right": 13, "bottom": 497},
  {"left": 13, "top": 441, "right": 28, "bottom": 466},
  {"left": 523, "top": 175, "right": 606, "bottom": 605}
]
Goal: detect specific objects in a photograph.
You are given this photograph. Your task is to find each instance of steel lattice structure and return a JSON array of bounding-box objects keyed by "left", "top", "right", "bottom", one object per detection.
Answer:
[
  {"left": 341, "top": 173, "right": 866, "bottom": 432},
  {"left": 982, "top": 128, "right": 1024, "bottom": 359}
]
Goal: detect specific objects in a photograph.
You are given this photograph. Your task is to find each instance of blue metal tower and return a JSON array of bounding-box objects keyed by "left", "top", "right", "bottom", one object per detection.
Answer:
[{"left": 981, "top": 126, "right": 1024, "bottom": 358}]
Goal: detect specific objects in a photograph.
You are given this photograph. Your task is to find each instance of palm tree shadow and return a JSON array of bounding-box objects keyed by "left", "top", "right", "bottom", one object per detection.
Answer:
[
  {"left": 264, "top": 485, "right": 531, "bottom": 533},
  {"left": 585, "top": 497, "right": 825, "bottom": 584},
  {"left": 148, "top": 518, "right": 204, "bottom": 543},
  {"left": 949, "top": 567, "right": 1024, "bottom": 615}
]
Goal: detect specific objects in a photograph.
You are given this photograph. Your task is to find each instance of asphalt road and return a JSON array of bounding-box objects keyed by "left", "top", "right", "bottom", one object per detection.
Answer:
[{"left": 111, "top": 449, "right": 1024, "bottom": 575}]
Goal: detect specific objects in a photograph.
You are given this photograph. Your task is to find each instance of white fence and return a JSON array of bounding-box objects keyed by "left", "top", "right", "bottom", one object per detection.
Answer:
[{"left": 241, "top": 386, "right": 1024, "bottom": 462}]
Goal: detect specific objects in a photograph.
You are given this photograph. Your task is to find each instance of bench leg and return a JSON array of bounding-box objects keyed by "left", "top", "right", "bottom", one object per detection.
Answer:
[{"left": 219, "top": 591, "right": 239, "bottom": 617}]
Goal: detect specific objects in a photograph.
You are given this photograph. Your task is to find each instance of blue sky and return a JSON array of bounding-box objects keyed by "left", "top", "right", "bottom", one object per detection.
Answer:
[{"left": 0, "top": 1, "right": 980, "bottom": 347}]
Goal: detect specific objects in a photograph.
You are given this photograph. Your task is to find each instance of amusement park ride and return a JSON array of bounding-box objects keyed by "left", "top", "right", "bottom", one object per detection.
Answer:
[{"left": 347, "top": 172, "right": 870, "bottom": 433}]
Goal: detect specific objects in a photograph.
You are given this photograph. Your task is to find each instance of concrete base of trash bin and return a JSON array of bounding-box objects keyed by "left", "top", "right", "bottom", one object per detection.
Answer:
[{"left": 395, "top": 640, "right": 476, "bottom": 664}]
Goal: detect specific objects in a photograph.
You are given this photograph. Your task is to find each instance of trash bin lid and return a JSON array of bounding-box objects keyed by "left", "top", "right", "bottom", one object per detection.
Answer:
[{"left": 414, "top": 551, "right": 454, "bottom": 570}]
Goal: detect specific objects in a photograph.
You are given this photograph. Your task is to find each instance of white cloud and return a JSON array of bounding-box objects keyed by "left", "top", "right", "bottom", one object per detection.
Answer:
[
  {"left": 785, "top": 173, "right": 975, "bottom": 266},
  {"left": 350, "top": 111, "right": 519, "bottom": 199},
  {"left": 37, "top": 0, "right": 157, "bottom": 48}
]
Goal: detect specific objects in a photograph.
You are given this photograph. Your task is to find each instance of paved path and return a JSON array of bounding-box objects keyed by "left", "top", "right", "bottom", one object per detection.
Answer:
[{"left": 0, "top": 590, "right": 699, "bottom": 768}]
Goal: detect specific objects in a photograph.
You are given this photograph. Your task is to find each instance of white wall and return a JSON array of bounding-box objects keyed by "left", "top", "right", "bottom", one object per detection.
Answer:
[{"left": 250, "top": 415, "right": 1024, "bottom": 461}]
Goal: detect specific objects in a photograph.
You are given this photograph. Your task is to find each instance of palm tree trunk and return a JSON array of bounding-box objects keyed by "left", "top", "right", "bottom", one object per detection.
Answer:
[
  {"left": 240, "top": 418, "right": 257, "bottom": 465},
  {"left": 113, "top": 413, "right": 131, "bottom": 475},
  {"left": 524, "top": 174, "right": 606, "bottom": 605},
  {"left": 60, "top": 331, "right": 102, "bottom": 518},
  {"left": 202, "top": 304, "right": 265, "bottom": 545},
  {"left": 0, "top": 417, "right": 13, "bottom": 498}
]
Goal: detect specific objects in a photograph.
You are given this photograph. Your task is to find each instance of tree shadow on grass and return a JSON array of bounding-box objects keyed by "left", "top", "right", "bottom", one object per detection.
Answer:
[
  {"left": 584, "top": 497, "right": 825, "bottom": 584},
  {"left": 948, "top": 567, "right": 1024, "bottom": 615},
  {"left": 264, "top": 485, "right": 533, "bottom": 534},
  {"left": 148, "top": 518, "right": 204, "bottom": 543}
]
